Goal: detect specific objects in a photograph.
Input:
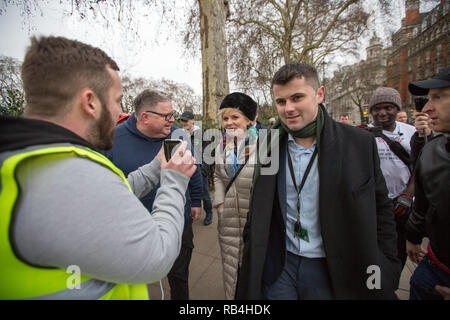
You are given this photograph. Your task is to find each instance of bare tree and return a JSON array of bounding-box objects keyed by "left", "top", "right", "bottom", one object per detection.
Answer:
[
  {"left": 0, "top": 55, "right": 24, "bottom": 116},
  {"left": 226, "top": 0, "right": 377, "bottom": 103},
  {"left": 349, "top": 60, "right": 387, "bottom": 124},
  {"left": 1, "top": 0, "right": 402, "bottom": 122},
  {"left": 121, "top": 75, "right": 202, "bottom": 115},
  {"left": 327, "top": 56, "right": 386, "bottom": 124},
  {"left": 2, "top": 0, "right": 227, "bottom": 123},
  {"left": 197, "top": 0, "right": 230, "bottom": 124}
]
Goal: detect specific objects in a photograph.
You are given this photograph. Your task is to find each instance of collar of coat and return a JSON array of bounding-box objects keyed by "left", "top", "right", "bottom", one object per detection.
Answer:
[{"left": 253, "top": 103, "right": 328, "bottom": 184}]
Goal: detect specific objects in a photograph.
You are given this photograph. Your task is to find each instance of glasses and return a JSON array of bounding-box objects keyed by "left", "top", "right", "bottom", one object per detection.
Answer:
[{"left": 145, "top": 110, "right": 177, "bottom": 121}]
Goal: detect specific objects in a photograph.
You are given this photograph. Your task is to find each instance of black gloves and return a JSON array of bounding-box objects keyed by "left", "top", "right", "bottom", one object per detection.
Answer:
[{"left": 394, "top": 193, "right": 413, "bottom": 217}]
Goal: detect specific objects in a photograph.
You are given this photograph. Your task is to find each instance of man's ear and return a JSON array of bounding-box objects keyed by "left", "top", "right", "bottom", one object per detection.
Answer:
[
  {"left": 316, "top": 85, "right": 325, "bottom": 104},
  {"left": 80, "top": 88, "right": 100, "bottom": 119},
  {"left": 139, "top": 110, "right": 150, "bottom": 124}
]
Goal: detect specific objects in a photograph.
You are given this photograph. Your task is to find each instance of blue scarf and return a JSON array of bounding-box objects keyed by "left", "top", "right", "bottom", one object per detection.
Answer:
[{"left": 223, "top": 126, "right": 258, "bottom": 179}]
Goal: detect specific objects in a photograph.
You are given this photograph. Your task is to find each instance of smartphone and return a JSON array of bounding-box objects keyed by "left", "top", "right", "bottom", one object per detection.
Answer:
[
  {"left": 163, "top": 139, "right": 182, "bottom": 160},
  {"left": 414, "top": 97, "right": 428, "bottom": 112}
]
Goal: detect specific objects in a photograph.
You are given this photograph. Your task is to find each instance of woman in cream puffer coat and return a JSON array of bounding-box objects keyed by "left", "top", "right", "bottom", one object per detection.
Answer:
[{"left": 213, "top": 92, "right": 259, "bottom": 300}]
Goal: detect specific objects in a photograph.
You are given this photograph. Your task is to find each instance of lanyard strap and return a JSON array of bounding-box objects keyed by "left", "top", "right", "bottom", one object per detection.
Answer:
[{"left": 287, "top": 146, "right": 318, "bottom": 225}]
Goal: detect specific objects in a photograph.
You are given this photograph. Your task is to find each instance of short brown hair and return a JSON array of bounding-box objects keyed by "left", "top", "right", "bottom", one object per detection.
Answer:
[
  {"left": 133, "top": 89, "right": 171, "bottom": 115},
  {"left": 271, "top": 62, "right": 320, "bottom": 90},
  {"left": 21, "top": 36, "right": 119, "bottom": 117}
]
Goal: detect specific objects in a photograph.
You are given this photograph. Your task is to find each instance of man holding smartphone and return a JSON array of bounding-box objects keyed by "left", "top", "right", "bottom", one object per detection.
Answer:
[
  {"left": 410, "top": 97, "right": 433, "bottom": 169},
  {"left": 0, "top": 36, "right": 196, "bottom": 299},
  {"left": 105, "top": 89, "right": 203, "bottom": 300},
  {"left": 406, "top": 67, "right": 450, "bottom": 300}
]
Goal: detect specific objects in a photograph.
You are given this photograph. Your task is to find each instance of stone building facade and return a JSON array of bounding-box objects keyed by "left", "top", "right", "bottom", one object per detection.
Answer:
[
  {"left": 387, "top": 0, "right": 449, "bottom": 112},
  {"left": 326, "top": 0, "right": 449, "bottom": 124},
  {"left": 326, "top": 34, "right": 388, "bottom": 125}
]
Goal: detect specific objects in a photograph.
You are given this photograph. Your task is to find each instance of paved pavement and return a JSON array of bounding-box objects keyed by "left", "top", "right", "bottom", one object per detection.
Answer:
[
  {"left": 147, "top": 207, "right": 225, "bottom": 300},
  {"left": 148, "top": 207, "right": 419, "bottom": 300}
]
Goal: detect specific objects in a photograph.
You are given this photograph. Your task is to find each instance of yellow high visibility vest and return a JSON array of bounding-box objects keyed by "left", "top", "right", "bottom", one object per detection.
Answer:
[{"left": 0, "top": 145, "right": 148, "bottom": 299}]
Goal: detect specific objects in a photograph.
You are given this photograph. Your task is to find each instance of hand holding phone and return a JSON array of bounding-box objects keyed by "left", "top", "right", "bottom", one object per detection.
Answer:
[
  {"left": 164, "top": 139, "right": 182, "bottom": 160},
  {"left": 413, "top": 111, "right": 431, "bottom": 138},
  {"left": 414, "top": 97, "right": 428, "bottom": 112},
  {"left": 163, "top": 141, "right": 196, "bottom": 178}
]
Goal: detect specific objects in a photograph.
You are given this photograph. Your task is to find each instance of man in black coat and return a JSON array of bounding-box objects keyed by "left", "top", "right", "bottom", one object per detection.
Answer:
[
  {"left": 236, "top": 63, "right": 401, "bottom": 300},
  {"left": 406, "top": 67, "right": 450, "bottom": 300}
]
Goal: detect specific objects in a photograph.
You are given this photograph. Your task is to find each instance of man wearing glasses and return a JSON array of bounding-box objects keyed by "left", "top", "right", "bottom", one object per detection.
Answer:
[{"left": 105, "top": 89, "right": 203, "bottom": 300}]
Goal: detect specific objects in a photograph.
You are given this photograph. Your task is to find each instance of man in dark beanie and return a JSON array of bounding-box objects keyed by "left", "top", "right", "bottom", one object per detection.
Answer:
[
  {"left": 236, "top": 62, "right": 400, "bottom": 300},
  {"left": 368, "top": 87, "right": 416, "bottom": 273}
]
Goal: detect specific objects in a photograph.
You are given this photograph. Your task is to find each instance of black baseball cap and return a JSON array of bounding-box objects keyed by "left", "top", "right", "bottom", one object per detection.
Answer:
[
  {"left": 409, "top": 66, "right": 450, "bottom": 96},
  {"left": 179, "top": 111, "right": 195, "bottom": 121}
]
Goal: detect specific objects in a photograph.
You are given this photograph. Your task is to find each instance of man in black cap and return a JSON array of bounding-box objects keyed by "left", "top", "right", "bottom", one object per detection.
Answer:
[
  {"left": 406, "top": 66, "right": 450, "bottom": 300},
  {"left": 180, "top": 110, "right": 214, "bottom": 225}
]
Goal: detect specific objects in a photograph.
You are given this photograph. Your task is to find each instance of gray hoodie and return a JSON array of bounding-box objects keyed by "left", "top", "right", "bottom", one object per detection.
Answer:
[{"left": 1, "top": 116, "right": 189, "bottom": 286}]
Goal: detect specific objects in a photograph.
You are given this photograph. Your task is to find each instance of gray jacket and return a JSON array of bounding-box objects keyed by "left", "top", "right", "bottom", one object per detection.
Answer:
[{"left": 5, "top": 143, "right": 189, "bottom": 285}]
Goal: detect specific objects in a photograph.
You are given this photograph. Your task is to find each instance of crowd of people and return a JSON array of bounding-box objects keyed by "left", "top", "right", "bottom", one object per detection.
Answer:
[{"left": 0, "top": 35, "right": 448, "bottom": 301}]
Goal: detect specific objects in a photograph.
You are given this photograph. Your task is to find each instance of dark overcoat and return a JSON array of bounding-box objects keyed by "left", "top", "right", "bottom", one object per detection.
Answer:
[{"left": 236, "top": 108, "right": 402, "bottom": 299}]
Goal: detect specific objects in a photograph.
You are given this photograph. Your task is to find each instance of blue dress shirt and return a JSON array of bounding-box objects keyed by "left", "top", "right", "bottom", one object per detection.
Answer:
[{"left": 285, "top": 134, "right": 326, "bottom": 258}]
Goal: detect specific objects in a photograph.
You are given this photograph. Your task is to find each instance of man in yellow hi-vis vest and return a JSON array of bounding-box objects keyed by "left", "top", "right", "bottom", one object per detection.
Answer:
[{"left": 0, "top": 36, "right": 196, "bottom": 300}]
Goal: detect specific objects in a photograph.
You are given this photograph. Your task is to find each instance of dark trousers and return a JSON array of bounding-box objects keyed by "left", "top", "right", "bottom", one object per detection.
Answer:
[
  {"left": 393, "top": 199, "right": 408, "bottom": 270},
  {"left": 262, "top": 252, "right": 334, "bottom": 300},
  {"left": 410, "top": 254, "right": 450, "bottom": 300},
  {"left": 168, "top": 223, "right": 194, "bottom": 300},
  {"left": 202, "top": 174, "right": 212, "bottom": 217}
]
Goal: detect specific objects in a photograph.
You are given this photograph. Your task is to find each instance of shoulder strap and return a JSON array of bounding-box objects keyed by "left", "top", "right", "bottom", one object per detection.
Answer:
[
  {"left": 225, "top": 156, "right": 250, "bottom": 194},
  {"left": 371, "top": 129, "right": 411, "bottom": 172}
]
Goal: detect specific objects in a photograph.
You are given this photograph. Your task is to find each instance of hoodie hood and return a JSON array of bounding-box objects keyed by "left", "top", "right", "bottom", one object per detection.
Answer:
[{"left": 0, "top": 115, "right": 97, "bottom": 154}]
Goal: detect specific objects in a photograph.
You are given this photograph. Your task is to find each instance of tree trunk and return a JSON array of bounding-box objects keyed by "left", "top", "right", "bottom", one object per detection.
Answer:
[{"left": 198, "top": 0, "right": 229, "bottom": 125}]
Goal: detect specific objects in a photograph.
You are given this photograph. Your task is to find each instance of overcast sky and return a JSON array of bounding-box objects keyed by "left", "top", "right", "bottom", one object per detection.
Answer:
[
  {"left": 0, "top": 0, "right": 441, "bottom": 96},
  {"left": 0, "top": 1, "right": 203, "bottom": 95}
]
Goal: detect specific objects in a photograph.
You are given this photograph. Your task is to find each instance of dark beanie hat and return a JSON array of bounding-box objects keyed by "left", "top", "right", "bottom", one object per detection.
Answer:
[
  {"left": 219, "top": 92, "right": 257, "bottom": 121},
  {"left": 369, "top": 87, "right": 402, "bottom": 112}
]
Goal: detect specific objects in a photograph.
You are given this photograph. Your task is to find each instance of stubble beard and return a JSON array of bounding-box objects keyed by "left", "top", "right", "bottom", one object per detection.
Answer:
[{"left": 88, "top": 101, "right": 115, "bottom": 150}]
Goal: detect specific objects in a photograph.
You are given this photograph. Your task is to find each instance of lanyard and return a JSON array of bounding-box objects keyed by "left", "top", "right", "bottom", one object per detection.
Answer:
[{"left": 287, "top": 145, "right": 318, "bottom": 238}]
